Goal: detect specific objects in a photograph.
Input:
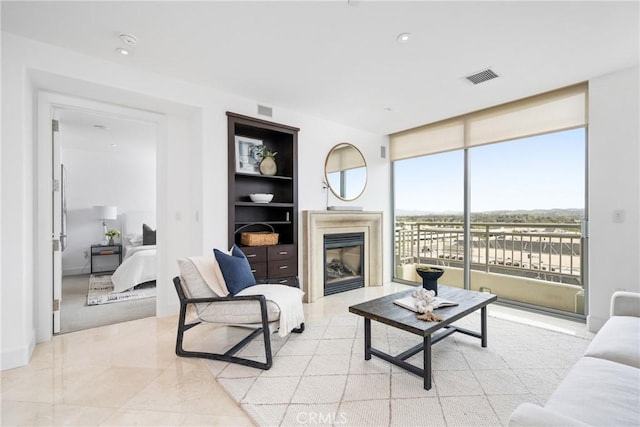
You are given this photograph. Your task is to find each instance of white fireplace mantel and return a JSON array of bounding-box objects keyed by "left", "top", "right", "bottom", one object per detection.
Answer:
[{"left": 302, "top": 210, "right": 383, "bottom": 303}]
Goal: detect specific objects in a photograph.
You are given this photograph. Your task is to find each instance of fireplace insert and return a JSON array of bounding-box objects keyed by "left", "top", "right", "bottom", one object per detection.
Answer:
[{"left": 323, "top": 232, "right": 364, "bottom": 296}]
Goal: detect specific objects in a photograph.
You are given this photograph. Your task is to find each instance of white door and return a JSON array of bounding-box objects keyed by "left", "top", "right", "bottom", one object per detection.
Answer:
[{"left": 52, "top": 117, "right": 63, "bottom": 333}]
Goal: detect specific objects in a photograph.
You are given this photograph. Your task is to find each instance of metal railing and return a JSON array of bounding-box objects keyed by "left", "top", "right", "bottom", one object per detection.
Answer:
[{"left": 395, "top": 221, "right": 582, "bottom": 286}]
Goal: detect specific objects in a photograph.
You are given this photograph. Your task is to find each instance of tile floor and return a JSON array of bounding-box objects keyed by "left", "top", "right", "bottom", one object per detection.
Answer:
[{"left": 1, "top": 282, "right": 593, "bottom": 426}]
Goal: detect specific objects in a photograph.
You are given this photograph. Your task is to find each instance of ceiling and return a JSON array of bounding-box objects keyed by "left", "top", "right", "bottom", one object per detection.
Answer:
[
  {"left": 58, "top": 109, "right": 157, "bottom": 153},
  {"left": 3, "top": 1, "right": 639, "bottom": 135}
]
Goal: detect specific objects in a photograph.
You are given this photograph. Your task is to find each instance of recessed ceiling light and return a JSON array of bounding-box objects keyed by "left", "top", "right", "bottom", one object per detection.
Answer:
[
  {"left": 115, "top": 48, "right": 129, "bottom": 55},
  {"left": 110, "top": 144, "right": 118, "bottom": 148},
  {"left": 396, "top": 33, "right": 411, "bottom": 43}
]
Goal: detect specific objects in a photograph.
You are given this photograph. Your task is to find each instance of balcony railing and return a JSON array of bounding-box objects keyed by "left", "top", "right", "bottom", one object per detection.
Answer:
[{"left": 395, "top": 221, "right": 582, "bottom": 286}]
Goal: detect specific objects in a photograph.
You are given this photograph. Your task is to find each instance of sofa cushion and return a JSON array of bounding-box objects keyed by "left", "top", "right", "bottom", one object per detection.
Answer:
[
  {"left": 509, "top": 403, "right": 591, "bottom": 426},
  {"left": 544, "top": 356, "right": 640, "bottom": 427},
  {"left": 583, "top": 316, "right": 640, "bottom": 368}
]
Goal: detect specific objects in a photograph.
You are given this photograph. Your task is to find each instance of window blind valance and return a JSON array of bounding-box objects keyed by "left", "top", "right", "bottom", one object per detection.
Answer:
[{"left": 390, "top": 83, "right": 588, "bottom": 161}]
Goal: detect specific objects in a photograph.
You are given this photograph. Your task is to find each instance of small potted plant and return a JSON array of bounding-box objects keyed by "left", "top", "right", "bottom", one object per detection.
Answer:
[
  {"left": 258, "top": 146, "right": 278, "bottom": 176},
  {"left": 415, "top": 266, "right": 444, "bottom": 295},
  {"left": 105, "top": 229, "right": 121, "bottom": 245}
]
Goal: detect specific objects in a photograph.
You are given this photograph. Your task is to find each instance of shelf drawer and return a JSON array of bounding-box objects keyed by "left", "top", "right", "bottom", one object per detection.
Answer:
[
  {"left": 240, "top": 246, "right": 267, "bottom": 262},
  {"left": 249, "top": 261, "right": 267, "bottom": 279},
  {"left": 267, "top": 244, "right": 296, "bottom": 261},
  {"left": 266, "top": 276, "right": 298, "bottom": 287},
  {"left": 268, "top": 259, "right": 298, "bottom": 278}
]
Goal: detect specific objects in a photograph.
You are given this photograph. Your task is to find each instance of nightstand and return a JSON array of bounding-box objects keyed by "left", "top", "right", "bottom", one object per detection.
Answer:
[{"left": 90, "top": 244, "right": 122, "bottom": 275}]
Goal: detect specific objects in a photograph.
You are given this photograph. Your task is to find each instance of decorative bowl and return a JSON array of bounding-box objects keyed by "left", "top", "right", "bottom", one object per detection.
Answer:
[{"left": 249, "top": 193, "right": 274, "bottom": 203}]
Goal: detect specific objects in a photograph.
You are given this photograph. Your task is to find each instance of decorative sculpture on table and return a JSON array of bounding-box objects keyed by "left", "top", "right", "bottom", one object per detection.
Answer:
[{"left": 415, "top": 266, "right": 444, "bottom": 295}]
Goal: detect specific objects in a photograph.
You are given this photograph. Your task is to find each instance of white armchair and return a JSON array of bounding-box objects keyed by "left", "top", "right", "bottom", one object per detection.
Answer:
[{"left": 172, "top": 256, "right": 304, "bottom": 370}]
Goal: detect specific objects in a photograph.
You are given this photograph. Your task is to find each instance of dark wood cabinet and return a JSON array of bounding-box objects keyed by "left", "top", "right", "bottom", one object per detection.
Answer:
[{"left": 227, "top": 112, "right": 299, "bottom": 286}]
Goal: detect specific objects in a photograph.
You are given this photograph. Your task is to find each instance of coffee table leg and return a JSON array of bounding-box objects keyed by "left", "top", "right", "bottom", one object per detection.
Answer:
[
  {"left": 481, "top": 306, "right": 488, "bottom": 348},
  {"left": 423, "top": 334, "right": 432, "bottom": 390},
  {"left": 364, "top": 318, "right": 371, "bottom": 360}
]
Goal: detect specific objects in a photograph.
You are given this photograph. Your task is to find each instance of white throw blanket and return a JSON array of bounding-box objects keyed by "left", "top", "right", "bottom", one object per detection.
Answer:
[
  {"left": 189, "top": 255, "right": 230, "bottom": 297},
  {"left": 236, "top": 284, "right": 305, "bottom": 337}
]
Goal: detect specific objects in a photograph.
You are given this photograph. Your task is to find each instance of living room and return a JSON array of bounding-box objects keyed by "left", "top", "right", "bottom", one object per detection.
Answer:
[{"left": 1, "top": 1, "right": 638, "bottom": 426}]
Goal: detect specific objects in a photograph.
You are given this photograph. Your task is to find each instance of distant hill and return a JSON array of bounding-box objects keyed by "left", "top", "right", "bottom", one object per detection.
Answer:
[
  {"left": 396, "top": 208, "right": 584, "bottom": 223},
  {"left": 397, "top": 208, "right": 583, "bottom": 217}
]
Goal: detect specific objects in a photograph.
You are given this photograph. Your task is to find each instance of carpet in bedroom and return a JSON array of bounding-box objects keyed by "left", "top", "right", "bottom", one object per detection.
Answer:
[
  {"left": 87, "top": 274, "right": 156, "bottom": 305},
  {"left": 60, "top": 274, "right": 156, "bottom": 333}
]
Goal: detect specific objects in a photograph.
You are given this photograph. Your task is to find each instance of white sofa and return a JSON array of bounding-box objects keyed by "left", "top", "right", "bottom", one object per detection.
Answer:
[{"left": 509, "top": 291, "right": 640, "bottom": 426}]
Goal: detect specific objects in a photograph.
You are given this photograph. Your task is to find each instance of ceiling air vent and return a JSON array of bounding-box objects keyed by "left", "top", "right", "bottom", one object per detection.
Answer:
[{"left": 465, "top": 68, "right": 499, "bottom": 85}]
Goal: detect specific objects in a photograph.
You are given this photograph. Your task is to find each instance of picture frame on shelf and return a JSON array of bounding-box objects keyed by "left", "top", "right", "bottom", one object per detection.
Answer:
[{"left": 235, "top": 136, "right": 263, "bottom": 174}]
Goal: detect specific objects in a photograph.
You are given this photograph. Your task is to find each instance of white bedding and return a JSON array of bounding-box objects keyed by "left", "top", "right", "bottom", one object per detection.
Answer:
[{"left": 111, "top": 245, "right": 157, "bottom": 293}]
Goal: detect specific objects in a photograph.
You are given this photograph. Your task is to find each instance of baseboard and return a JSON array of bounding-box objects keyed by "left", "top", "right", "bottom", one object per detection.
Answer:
[
  {"left": 63, "top": 267, "right": 89, "bottom": 276},
  {"left": 1, "top": 328, "right": 36, "bottom": 371}
]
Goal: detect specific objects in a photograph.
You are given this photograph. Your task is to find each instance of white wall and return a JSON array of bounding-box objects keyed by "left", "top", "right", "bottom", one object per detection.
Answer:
[
  {"left": 1, "top": 33, "right": 36, "bottom": 369},
  {"left": 0, "top": 32, "right": 389, "bottom": 370},
  {"left": 61, "top": 144, "right": 156, "bottom": 275},
  {"left": 587, "top": 66, "right": 640, "bottom": 331}
]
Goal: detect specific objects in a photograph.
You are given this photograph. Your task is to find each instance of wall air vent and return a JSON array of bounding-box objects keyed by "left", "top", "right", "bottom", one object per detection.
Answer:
[
  {"left": 465, "top": 68, "right": 499, "bottom": 85},
  {"left": 257, "top": 104, "right": 273, "bottom": 117}
]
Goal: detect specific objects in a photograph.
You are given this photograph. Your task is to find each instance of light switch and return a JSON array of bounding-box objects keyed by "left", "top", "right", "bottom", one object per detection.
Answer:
[{"left": 613, "top": 209, "right": 625, "bottom": 223}]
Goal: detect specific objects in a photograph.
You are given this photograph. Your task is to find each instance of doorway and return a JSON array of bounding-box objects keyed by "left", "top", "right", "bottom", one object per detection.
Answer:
[{"left": 54, "top": 107, "right": 158, "bottom": 333}]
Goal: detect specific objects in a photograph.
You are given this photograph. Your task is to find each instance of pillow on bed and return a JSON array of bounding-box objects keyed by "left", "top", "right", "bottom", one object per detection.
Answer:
[
  {"left": 142, "top": 224, "right": 156, "bottom": 245},
  {"left": 214, "top": 245, "right": 256, "bottom": 295},
  {"left": 127, "top": 233, "right": 143, "bottom": 246}
]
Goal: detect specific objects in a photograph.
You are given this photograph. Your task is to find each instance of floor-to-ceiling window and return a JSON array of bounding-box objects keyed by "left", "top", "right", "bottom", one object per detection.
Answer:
[
  {"left": 467, "top": 129, "right": 585, "bottom": 314},
  {"left": 394, "top": 151, "right": 464, "bottom": 279},
  {"left": 391, "top": 84, "right": 588, "bottom": 318}
]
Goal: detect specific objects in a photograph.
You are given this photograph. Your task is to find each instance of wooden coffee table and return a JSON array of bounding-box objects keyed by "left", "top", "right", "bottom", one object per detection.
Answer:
[{"left": 349, "top": 285, "right": 497, "bottom": 390}]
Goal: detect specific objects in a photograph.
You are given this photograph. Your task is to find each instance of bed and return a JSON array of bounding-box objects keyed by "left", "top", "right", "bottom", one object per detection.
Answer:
[{"left": 111, "top": 211, "right": 157, "bottom": 293}]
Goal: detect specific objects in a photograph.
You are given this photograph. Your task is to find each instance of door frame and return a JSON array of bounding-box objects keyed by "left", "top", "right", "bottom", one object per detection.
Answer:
[{"left": 36, "top": 92, "right": 163, "bottom": 341}]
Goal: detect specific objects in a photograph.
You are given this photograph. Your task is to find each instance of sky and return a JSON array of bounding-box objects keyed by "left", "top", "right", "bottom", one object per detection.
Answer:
[{"left": 394, "top": 128, "right": 586, "bottom": 213}]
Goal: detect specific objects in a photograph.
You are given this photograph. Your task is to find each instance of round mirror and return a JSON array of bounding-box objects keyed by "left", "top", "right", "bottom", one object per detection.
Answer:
[{"left": 324, "top": 143, "right": 367, "bottom": 201}]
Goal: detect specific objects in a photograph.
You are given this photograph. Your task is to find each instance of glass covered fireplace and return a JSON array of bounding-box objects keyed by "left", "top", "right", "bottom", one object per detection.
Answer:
[{"left": 323, "top": 232, "right": 364, "bottom": 296}]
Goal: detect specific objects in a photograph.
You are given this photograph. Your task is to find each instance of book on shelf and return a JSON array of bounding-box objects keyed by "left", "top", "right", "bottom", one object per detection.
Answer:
[
  {"left": 393, "top": 295, "right": 458, "bottom": 312},
  {"left": 99, "top": 250, "right": 115, "bottom": 255}
]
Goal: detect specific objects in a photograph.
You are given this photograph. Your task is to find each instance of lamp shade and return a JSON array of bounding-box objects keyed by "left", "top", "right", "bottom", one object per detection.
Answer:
[{"left": 94, "top": 205, "right": 117, "bottom": 220}]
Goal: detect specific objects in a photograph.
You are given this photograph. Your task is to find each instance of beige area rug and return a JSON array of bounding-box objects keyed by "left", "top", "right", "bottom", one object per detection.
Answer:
[
  {"left": 203, "top": 312, "right": 591, "bottom": 427},
  {"left": 87, "top": 274, "right": 156, "bottom": 306}
]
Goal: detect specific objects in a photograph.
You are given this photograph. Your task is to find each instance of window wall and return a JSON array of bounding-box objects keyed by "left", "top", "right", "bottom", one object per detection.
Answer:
[
  {"left": 391, "top": 84, "right": 588, "bottom": 317},
  {"left": 393, "top": 128, "right": 586, "bottom": 316}
]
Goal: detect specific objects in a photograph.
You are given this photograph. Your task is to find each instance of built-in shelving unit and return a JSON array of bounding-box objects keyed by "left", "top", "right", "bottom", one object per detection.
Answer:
[{"left": 227, "top": 112, "right": 299, "bottom": 285}]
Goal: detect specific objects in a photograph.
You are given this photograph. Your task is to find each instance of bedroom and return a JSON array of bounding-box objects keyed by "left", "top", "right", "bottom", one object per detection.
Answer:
[{"left": 58, "top": 106, "right": 158, "bottom": 333}]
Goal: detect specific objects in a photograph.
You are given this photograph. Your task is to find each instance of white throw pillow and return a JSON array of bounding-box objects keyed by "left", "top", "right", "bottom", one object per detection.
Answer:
[{"left": 127, "top": 233, "right": 143, "bottom": 246}]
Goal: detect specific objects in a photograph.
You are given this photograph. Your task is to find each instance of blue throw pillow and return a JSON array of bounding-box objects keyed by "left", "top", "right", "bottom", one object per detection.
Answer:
[{"left": 214, "top": 245, "right": 256, "bottom": 295}]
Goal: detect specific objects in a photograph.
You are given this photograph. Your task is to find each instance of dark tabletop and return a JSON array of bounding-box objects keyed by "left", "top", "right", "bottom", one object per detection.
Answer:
[{"left": 349, "top": 285, "right": 497, "bottom": 337}]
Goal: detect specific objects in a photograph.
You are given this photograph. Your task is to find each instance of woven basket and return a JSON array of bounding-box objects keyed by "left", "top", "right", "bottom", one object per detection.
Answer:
[
  {"left": 236, "top": 223, "right": 279, "bottom": 246},
  {"left": 240, "top": 231, "right": 279, "bottom": 246}
]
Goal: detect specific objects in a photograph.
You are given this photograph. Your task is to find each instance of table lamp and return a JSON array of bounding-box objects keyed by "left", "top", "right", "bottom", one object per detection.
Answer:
[{"left": 94, "top": 205, "right": 117, "bottom": 237}]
